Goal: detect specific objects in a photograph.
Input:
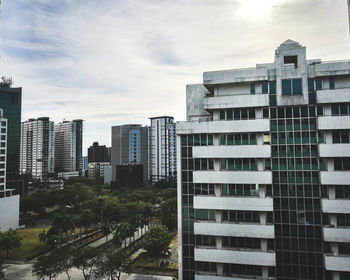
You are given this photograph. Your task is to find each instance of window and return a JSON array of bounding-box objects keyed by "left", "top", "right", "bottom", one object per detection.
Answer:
[
  {"left": 282, "top": 80, "right": 292, "bottom": 95},
  {"left": 315, "top": 79, "right": 322, "bottom": 90},
  {"left": 269, "top": 82, "right": 276, "bottom": 95},
  {"left": 250, "top": 83, "right": 255, "bottom": 94},
  {"left": 308, "top": 78, "right": 315, "bottom": 92},
  {"left": 292, "top": 79, "right": 302, "bottom": 94},
  {"left": 329, "top": 77, "right": 335, "bottom": 89},
  {"left": 284, "top": 55, "right": 298, "bottom": 67},
  {"left": 262, "top": 82, "right": 268, "bottom": 94}
]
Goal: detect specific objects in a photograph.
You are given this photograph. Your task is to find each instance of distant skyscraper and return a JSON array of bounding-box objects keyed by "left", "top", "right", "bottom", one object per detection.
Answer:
[
  {"left": 54, "top": 120, "right": 83, "bottom": 173},
  {"left": 177, "top": 40, "right": 350, "bottom": 280},
  {"left": 167, "top": 122, "right": 177, "bottom": 181},
  {"left": 148, "top": 116, "right": 177, "bottom": 183},
  {"left": 20, "top": 117, "right": 54, "bottom": 180},
  {"left": 111, "top": 124, "right": 148, "bottom": 184},
  {"left": 88, "top": 142, "right": 109, "bottom": 163},
  {"left": 0, "top": 109, "right": 7, "bottom": 191}
]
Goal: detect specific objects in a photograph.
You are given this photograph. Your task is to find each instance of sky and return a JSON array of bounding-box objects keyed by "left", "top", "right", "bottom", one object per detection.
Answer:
[{"left": 0, "top": 0, "right": 350, "bottom": 154}]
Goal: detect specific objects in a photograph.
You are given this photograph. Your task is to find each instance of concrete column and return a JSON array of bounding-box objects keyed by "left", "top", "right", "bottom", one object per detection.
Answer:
[
  {"left": 256, "top": 108, "right": 263, "bottom": 119},
  {"left": 332, "top": 271, "right": 340, "bottom": 280},
  {"left": 329, "top": 186, "right": 336, "bottom": 200},
  {"left": 262, "top": 267, "right": 269, "bottom": 280},
  {"left": 324, "top": 105, "right": 331, "bottom": 116},
  {"left": 328, "top": 159, "right": 334, "bottom": 172},
  {"left": 217, "top": 263, "right": 223, "bottom": 275},
  {"left": 325, "top": 131, "right": 332, "bottom": 144},
  {"left": 260, "top": 212, "right": 267, "bottom": 225},
  {"left": 257, "top": 159, "right": 264, "bottom": 171},
  {"left": 261, "top": 239, "right": 268, "bottom": 252},
  {"left": 214, "top": 159, "right": 220, "bottom": 171},
  {"left": 215, "top": 210, "right": 222, "bottom": 223},
  {"left": 213, "top": 111, "right": 220, "bottom": 121},
  {"left": 215, "top": 184, "right": 221, "bottom": 197},
  {"left": 330, "top": 214, "right": 337, "bottom": 227},
  {"left": 216, "top": 236, "right": 222, "bottom": 249},
  {"left": 259, "top": 185, "right": 266, "bottom": 198},
  {"left": 332, "top": 243, "right": 339, "bottom": 256},
  {"left": 213, "top": 134, "right": 220, "bottom": 146},
  {"left": 257, "top": 133, "right": 264, "bottom": 145}
]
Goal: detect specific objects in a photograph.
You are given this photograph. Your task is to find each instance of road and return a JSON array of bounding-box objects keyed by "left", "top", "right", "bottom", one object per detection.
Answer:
[{"left": 3, "top": 263, "right": 172, "bottom": 280}]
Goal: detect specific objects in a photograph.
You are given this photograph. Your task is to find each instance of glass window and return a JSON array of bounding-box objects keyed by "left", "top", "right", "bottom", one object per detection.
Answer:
[
  {"left": 315, "top": 79, "right": 322, "bottom": 90},
  {"left": 269, "top": 82, "right": 276, "bottom": 95},
  {"left": 226, "top": 109, "right": 233, "bottom": 120},
  {"left": 220, "top": 110, "right": 225, "bottom": 120},
  {"left": 282, "top": 80, "right": 292, "bottom": 95},
  {"left": 292, "top": 79, "right": 302, "bottom": 95},
  {"left": 308, "top": 78, "right": 315, "bottom": 92},
  {"left": 262, "top": 82, "right": 268, "bottom": 94},
  {"left": 331, "top": 104, "right": 340, "bottom": 116},
  {"left": 250, "top": 83, "right": 255, "bottom": 94},
  {"left": 329, "top": 77, "right": 335, "bottom": 89}
]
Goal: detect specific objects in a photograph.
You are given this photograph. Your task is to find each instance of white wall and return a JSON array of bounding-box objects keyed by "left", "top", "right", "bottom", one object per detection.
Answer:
[{"left": 0, "top": 195, "right": 20, "bottom": 232}]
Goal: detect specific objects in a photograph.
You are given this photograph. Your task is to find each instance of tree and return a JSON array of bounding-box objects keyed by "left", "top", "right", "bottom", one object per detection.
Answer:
[
  {"left": 0, "top": 229, "right": 23, "bottom": 258},
  {"left": 160, "top": 197, "right": 177, "bottom": 231},
  {"left": 94, "top": 246, "right": 130, "bottom": 280},
  {"left": 72, "top": 247, "right": 97, "bottom": 280},
  {"left": 143, "top": 225, "right": 171, "bottom": 268},
  {"left": 0, "top": 76, "right": 13, "bottom": 88},
  {"left": 32, "top": 247, "right": 73, "bottom": 280}
]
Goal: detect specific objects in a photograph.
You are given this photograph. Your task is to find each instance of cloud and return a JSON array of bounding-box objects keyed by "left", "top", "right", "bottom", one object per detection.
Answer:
[{"left": 1, "top": 0, "right": 350, "bottom": 153}]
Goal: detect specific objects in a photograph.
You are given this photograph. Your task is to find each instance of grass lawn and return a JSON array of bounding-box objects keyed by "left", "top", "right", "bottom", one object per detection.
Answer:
[{"left": 1, "top": 227, "right": 49, "bottom": 261}]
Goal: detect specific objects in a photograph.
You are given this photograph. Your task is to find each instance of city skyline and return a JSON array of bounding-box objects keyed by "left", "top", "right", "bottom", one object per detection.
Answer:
[{"left": 0, "top": 0, "right": 350, "bottom": 153}]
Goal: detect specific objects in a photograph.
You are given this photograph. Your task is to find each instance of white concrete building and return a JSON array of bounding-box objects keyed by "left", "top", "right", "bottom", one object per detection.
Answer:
[
  {"left": 20, "top": 117, "right": 54, "bottom": 180},
  {"left": 0, "top": 109, "right": 19, "bottom": 232},
  {"left": 54, "top": 120, "right": 83, "bottom": 173},
  {"left": 149, "top": 116, "right": 177, "bottom": 183},
  {"left": 88, "top": 162, "right": 110, "bottom": 180},
  {"left": 177, "top": 40, "right": 350, "bottom": 280}
]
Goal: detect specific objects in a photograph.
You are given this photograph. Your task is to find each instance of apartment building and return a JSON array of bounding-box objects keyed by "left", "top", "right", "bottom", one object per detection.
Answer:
[
  {"left": 177, "top": 40, "right": 350, "bottom": 280},
  {"left": 0, "top": 109, "right": 7, "bottom": 191},
  {"left": 149, "top": 116, "right": 177, "bottom": 183},
  {"left": 20, "top": 117, "right": 54, "bottom": 180},
  {"left": 54, "top": 119, "right": 83, "bottom": 173}
]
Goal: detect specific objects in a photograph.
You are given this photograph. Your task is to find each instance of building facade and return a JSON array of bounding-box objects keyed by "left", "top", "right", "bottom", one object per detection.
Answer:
[
  {"left": 0, "top": 108, "right": 19, "bottom": 232},
  {"left": 20, "top": 117, "right": 54, "bottom": 180},
  {"left": 111, "top": 124, "right": 148, "bottom": 184},
  {"left": 149, "top": 116, "right": 177, "bottom": 183},
  {"left": 87, "top": 162, "right": 110, "bottom": 180},
  {"left": 177, "top": 40, "right": 350, "bottom": 280},
  {"left": 54, "top": 120, "right": 83, "bottom": 173},
  {"left": 115, "top": 163, "right": 143, "bottom": 188},
  {"left": 88, "top": 142, "right": 109, "bottom": 163}
]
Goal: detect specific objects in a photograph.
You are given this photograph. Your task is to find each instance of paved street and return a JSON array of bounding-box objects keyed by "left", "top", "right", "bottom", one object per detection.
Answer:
[{"left": 3, "top": 263, "right": 172, "bottom": 280}]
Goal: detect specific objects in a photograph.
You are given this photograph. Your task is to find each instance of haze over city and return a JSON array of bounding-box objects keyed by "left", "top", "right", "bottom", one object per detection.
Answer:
[{"left": 0, "top": 0, "right": 350, "bottom": 152}]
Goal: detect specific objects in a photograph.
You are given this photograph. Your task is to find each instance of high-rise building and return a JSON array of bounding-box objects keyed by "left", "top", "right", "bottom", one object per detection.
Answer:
[
  {"left": 87, "top": 162, "right": 110, "bottom": 180},
  {"left": 88, "top": 142, "right": 109, "bottom": 163},
  {"left": 149, "top": 116, "right": 177, "bottom": 183},
  {"left": 0, "top": 108, "right": 19, "bottom": 232},
  {"left": 54, "top": 119, "right": 83, "bottom": 173},
  {"left": 177, "top": 40, "right": 350, "bottom": 280},
  {"left": 0, "top": 87, "right": 27, "bottom": 194},
  {"left": 111, "top": 124, "right": 148, "bottom": 184},
  {"left": 168, "top": 122, "right": 177, "bottom": 182},
  {"left": 20, "top": 117, "right": 54, "bottom": 180}
]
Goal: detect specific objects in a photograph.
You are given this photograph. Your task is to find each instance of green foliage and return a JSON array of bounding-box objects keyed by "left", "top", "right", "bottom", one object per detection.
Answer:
[
  {"left": 143, "top": 225, "right": 171, "bottom": 268},
  {"left": 72, "top": 247, "right": 97, "bottom": 280},
  {"left": 160, "top": 197, "right": 177, "bottom": 232},
  {"left": 0, "top": 229, "right": 23, "bottom": 258}
]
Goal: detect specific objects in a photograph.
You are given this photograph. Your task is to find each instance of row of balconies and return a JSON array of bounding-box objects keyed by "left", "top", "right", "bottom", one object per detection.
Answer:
[
  {"left": 177, "top": 115, "right": 350, "bottom": 135},
  {"left": 201, "top": 88, "right": 349, "bottom": 111}
]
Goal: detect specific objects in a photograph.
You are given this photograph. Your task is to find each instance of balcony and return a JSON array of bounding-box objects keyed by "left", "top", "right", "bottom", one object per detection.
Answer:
[
  {"left": 320, "top": 171, "right": 350, "bottom": 185},
  {"left": 324, "top": 255, "right": 350, "bottom": 272},
  {"left": 194, "top": 222, "right": 274, "bottom": 239},
  {"left": 176, "top": 119, "right": 270, "bottom": 135},
  {"left": 321, "top": 199, "right": 350, "bottom": 214},
  {"left": 193, "top": 171, "right": 272, "bottom": 185},
  {"left": 194, "top": 196, "right": 273, "bottom": 212},
  {"left": 317, "top": 116, "right": 350, "bottom": 130},
  {"left": 319, "top": 144, "right": 350, "bottom": 157},
  {"left": 194, "top": 248, "right": 276, "bottom": 266},
  {"left": 203, "top": 94, "right": 269, "bottom": 110},
  {"left": 195, "top": 275, "right": 269, "bottom": 280},
  {"left": 193, "top": 145, "right": 271, "bottom": 159},
  {"left": 323, "top": 227, "right": 350, "bottom": 243},
  {"left": 317, "top": 88, "right": 350, "bottom": 104}
]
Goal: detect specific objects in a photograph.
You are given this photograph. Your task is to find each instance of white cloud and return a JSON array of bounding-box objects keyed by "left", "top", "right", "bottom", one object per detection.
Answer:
[{"left": 1, "top": 0, "right": 350, "bottom": 153}]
